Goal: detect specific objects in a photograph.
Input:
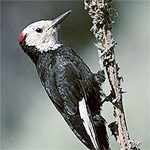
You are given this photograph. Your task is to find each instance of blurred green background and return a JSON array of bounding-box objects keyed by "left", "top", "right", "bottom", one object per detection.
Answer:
[{"left": 1, "top": 0, "right": 149, "bottom": 149}]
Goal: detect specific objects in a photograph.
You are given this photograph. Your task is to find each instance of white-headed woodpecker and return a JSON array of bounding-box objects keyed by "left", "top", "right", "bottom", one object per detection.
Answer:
[{"left": 19, "top": 10, "right": 109, "bottom": 150}]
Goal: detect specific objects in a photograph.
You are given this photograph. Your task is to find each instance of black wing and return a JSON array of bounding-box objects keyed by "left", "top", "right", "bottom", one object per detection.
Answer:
[
  {"left": 53, "top": 57, "right": 100, "bottom": 149},
  {"left": 36, "top": 49, "right": 109, "bottom": 149},
  {"left": 36, "top": 53, "right": 100, "bottom": 149}
]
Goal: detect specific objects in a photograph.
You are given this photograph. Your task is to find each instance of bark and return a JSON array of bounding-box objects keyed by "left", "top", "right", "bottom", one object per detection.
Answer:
[{"left": 83, "top": 0, "right": 141, "bottom": 149}]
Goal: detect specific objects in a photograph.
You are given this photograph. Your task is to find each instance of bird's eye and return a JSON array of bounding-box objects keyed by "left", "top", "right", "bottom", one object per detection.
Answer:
[{"left": 36, "top": 28, "right": 43, "bottom": 33}]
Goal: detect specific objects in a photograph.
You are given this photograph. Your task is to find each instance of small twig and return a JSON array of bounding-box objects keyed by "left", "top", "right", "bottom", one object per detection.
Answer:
[{"left": 84, "top": 0, "right": 141, "bottom": 149}]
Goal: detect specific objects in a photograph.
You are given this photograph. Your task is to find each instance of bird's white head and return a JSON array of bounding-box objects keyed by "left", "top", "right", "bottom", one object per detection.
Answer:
[{"left": 19, "top": 10, "right": 71, "bottom": 53}]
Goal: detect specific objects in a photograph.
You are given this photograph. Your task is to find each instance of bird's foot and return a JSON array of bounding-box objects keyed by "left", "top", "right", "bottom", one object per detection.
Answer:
[{"left": 100, "top": 92, "right": 115, "bottom": 105}]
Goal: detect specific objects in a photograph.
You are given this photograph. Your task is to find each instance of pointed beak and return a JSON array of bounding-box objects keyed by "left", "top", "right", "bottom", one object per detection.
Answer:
[{"left": 50, "top": 10, "right": 72, "bottom": 27}]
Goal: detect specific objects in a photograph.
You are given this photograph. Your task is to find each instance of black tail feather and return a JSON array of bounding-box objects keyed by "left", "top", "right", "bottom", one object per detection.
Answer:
[{"left": 93, "top": 115, "right": 110, "bottom": 150}]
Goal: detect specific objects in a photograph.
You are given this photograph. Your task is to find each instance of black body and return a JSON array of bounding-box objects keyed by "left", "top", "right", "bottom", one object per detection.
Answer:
[{"left": 20, "top": 40, "right": 109, "bottom": 150}]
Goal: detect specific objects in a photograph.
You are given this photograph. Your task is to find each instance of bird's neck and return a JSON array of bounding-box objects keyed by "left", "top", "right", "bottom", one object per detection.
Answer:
[
  {"left": 20, "top": 39, "right": 65, "bottom": 65},
  {"left": 20, "top": 40, "right": 41, "bottom": 64},
  {"left": 35, "top": 34, "right": 62, "bottom": 52}
]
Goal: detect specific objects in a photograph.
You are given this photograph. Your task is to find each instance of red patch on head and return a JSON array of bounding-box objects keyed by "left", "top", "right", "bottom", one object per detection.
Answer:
[{"left": 19, "top": 33, "right": 25, "bottom": 42}]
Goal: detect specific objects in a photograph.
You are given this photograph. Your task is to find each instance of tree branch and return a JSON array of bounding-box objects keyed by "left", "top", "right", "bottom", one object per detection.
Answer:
[{"left": 84, "top": 0, "right": 141, "bottom": 149}]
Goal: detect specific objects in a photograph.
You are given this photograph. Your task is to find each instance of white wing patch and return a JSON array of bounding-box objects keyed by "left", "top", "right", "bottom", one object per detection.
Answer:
[{"left": 79, "top": 98, "right": 99, "bottom": 150}]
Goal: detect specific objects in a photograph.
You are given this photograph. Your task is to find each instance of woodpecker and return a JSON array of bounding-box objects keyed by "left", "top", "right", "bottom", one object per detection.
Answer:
[{"left": 19, "top": 10, "right": 109, "bottom": 150}]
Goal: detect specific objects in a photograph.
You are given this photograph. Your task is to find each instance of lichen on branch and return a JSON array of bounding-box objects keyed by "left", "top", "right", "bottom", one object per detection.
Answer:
[{"left": 84, "top": 0, "right": 141, "bottom": 149}]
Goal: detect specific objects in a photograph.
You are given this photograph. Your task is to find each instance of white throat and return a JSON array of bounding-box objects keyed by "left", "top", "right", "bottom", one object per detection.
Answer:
[
  {"left": 26, "top": 34, "right": 62, "bottom": 53},
  {"left": 35, "top": 37, "right": 62, "bottom": 52}
]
